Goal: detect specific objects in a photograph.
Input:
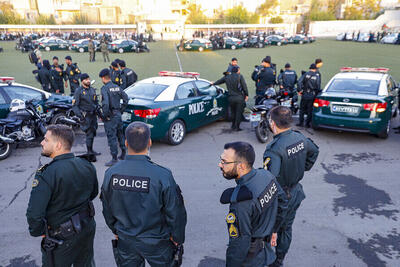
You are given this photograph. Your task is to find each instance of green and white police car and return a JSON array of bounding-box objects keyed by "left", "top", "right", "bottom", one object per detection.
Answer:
[
  {"left": 312, "top": 67, "right": 399, "bottom": 138},
  {"left": 122, "top": 71, "right": 230, "bottom": 145}
]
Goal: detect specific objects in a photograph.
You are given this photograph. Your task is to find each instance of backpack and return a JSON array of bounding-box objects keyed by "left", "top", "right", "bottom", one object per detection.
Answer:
[{"left": 29, "top": 51, "right": 38, "bottom": 64}]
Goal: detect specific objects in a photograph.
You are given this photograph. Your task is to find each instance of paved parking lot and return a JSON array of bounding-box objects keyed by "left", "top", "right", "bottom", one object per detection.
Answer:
[{"left": 0, "top": 116, "right": 399, "bottom": 267}]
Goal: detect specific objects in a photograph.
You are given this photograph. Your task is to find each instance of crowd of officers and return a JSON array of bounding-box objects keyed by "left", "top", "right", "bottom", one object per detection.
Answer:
[{"left": 25, "top": 104, "right": 319, "bottom": 267}]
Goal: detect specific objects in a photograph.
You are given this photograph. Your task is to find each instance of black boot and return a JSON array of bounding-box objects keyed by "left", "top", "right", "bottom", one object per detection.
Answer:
[
  {"left": 87, "top": 145, "right": 101, "bottom": 156},
  {"left": 105, "top": 155, "right": 118, "bottom": 167},
  {"left": 118, "top": 149, "right": 126, "bottom": 160},
  {"left": 269, "top": 253, "right": 285, "bottom": 267}
]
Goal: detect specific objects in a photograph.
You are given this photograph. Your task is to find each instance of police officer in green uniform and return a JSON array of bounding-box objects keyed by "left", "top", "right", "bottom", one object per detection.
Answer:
[
  {"left": 73, "top": 73, "right": 101, "bottom": 156},
  {"left": 263, "top": 106, "right": 319, "bottom": 267},
  {"left": 119, "top": 60, "right": 137, "bottom": 90},
  {"left": 219, "top": 142, "right": 288, "bottom": 267},
  {"left": 65, "top": 55, "right": 81, "bottom": 96},
  {"left": 26, "top": 125, "right": 98, "bottom": 267},
  {"left": 110, "top": 61, "right": 121, "bottom": 86},
  {"left": 99, "top": 68, "right": 129, "bottom": 166},
  {"left": 51, "top": 56, "right": 67, "bottom": 94},
  {"left": 101, "top": 121, "right": 187, "bottom": 266},
  {"left": 213, "top": 66, "right": 248, "bottom": 131}
]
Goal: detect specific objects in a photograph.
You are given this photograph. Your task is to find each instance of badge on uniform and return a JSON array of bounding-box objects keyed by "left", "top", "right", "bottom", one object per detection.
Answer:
[
  {"left": 226, "top": 211, "right": 239, "bottom": 238},
  {"left": 70, "top": 71, "right": 74, "bottom": 75},
  {"left": 229, "top": 224, "right": 238, "bottom": 238},
  {"left": 116, "top": 77, "right": 119, "bottom": 82},
  {"left": 83, "top": 91, "right": 86, "bottom": 95},
  {"left": 32, "top": 179, "right": 39, "bottom": 187},
  {"left": 263, "top": 157, "right": 271, "bottom": 170}
]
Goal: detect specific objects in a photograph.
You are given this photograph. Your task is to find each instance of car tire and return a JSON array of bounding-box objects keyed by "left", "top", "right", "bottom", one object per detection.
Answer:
[
  {"left": 231, "top": 45, "right": 236, "bottom": 50},
  {"left": 299, "top": 40, "right": 303, "bottom": 44},
  {"left": 45, "top": 46, "right": 50, "bottom": 51},
  {"left": 0, "top": 141, "right": 13, "bottom": 160},
  {"left": 79, "top": 47, "right": 84, "bottom": 53},
  {"left": 198, "top": 47, "right": 204, "bottom": 52},
  {"left": 168, "top": 119, "right": 186, "bottom": 145},
  {"left": 377, "top": 119, "right": 390, "bottom": 139},
  {"left": 68, "top": 46, "right": 72, "bottom": 51},
  {"left": 118, "top": 48, "right": 124, "bottom": 54},
  {"left": 258, "top": 43, "right": 263, "bottom": 48},
  {"left": 277, "top": 42, "right": 282, "bottom": 46}
]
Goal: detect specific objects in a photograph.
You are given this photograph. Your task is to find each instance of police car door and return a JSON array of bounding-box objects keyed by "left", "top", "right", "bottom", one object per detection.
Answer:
[
  {"left": 194, "top": 80, "right": 223, "bottom": 124},
  {"left": 174, "top": 82, "right": 203, "bottom": 131}
]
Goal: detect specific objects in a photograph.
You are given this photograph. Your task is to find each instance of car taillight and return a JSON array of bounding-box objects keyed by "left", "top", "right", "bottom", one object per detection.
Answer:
[
  {"left": 134, "top": 108, "right": 161, "bottom": 119},
  {"left": 363, "top": 102, "right": 387, "bottom": 113},
  {"left": 283, "top": 91, "right": 288, "bottom": 96},
  {"left": 112, "top": 44, "right": 116, "bottom": 46},
  {"left": 72, "top": 44, "right": 76, "bottom": 46},
  {"left": 313, "top": 98, "right": 330, "bottom": 108}
]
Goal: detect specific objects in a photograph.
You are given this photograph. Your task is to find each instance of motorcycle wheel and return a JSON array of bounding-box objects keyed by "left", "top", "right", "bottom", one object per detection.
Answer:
[
  {"left": 0, "top": 141, "right": 12, "bottom": 160},
  {"left": 255, "top": 120, "right": 272, "bottom": 143},
  {"left": 50, "top": 112, "right": 67, "bottom": 125}
]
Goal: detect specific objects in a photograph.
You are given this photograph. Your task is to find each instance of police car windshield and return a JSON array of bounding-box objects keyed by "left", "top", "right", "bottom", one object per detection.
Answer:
[
  {"left": 327, "top": 78, "right": 380, "bottom": 95},
  {"left": 125, "top": 83, "right": 168, "bottom": 100}
]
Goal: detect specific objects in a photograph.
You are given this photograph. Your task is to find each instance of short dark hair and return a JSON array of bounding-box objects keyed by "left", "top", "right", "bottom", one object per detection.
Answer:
[
  {"left": 231, "top": 57, "right": 237, "bottom": 62},
  {"left": 46, "top": 124, "right": 74, "bottom": 150},
  {"left": 269, "top": 106, "right": 292, "bottom": 129},
  {"left": 262, "top": 57, "right": 271, "bottom": 64},
  {"left": 125, "top": 122, "right": 151, "bottom": 152},
  {"left": 315, "top": 58, "right": 322, "bottom": 64},
  {"left": 224, "top": 142, "right": 255, "bottom": 168},
  {"left": 119, "top": 60, "right": 126, "bottom": 67}
]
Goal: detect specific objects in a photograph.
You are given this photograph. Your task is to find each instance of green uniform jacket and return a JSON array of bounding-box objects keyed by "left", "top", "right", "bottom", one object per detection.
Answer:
[
  {"left": 214, "top": 73, "right": 248, "bottom": 98},
  {"left": 263, "top": 129, "right": 319, "bottom": 189},
  {"left": 101, "top": 155, "right": 187, "bottom": 244},
  {"left": 26, "top": 153, "right": 98, "bottom": 236},
  {"left": 221, "top": 168, "right": 288, "bottom": 267}
]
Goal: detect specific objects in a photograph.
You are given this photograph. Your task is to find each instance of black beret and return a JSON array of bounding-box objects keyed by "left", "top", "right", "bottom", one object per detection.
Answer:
[
  {"left": 231, "top": 57, "right": 237, "bottom": 61},
  {"left": 65, "top": 56, "right": 72, "bottom": 60},
  {"left": 80, "top": 73, "right": 90, "bottom": 81},
  {"left": 285, "top": 63, "right": 291, "bottom": 68},
  {"left": 262, "top": 57, "right": 271, "bottom": 64},
  {"left": 231, "top": 66, "right": 239, "bottom": 73},
  {"left": 119, "top": 60, "right": 126, "bottom": 67},
  {"left": 111, "top": 61, "right": 118, "bottom": 68},
  {"left": 99, "top": 68, "right": 110, "bottom": 77},
  {"left": 310, "top": 63, "right": 317, "bottom": 70},
  {"left": 53, "top": 56, "right": 59, "bottom": 60}
]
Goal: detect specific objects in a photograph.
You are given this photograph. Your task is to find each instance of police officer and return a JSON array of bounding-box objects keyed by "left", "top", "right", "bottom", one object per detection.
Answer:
[
  {"left": 51, "top": 56, "right": 66, "bottom": 94},
  {"left": 65, "top": 55, "right": 81, "bottom": 96},
  {"left": 119, "top": 60, "right": 137, "bottom": 90},
  {"left": 278, "top": 63, "right": 297, "bottom": 93},
  {"left": 226, "top": 57, "right": 239, "bottom": 73},
  {"left": 213, "top": 66, "right": 248, "bottom": 131},
  {"left": 38, "top": 60, "right": 56, "bottom": 93},
  {"left": 263, "top": 106, "right": 319, "bottom": 267},
  {"left": 101, "top": 121, "right": 187, "bottom": 266},
  {"left": 73, "top": 73, "right": 101, "bottom": 156},
  {"left": 88, "top": 39, "right": 95, "bottom": 62},
  {"left": 100, "top": 39, "right": 110, "bottom": 62},
  {"left": 110, "top": 61, "right": 121, "bottom": 86},
  {"left": 252, "top": 57, "right": 276, "bottom": 104},
  {"left": 297, "top": 63, "right": 321, "bottom": 127},
  {"left": 99, "top": 68, "right": 129, "bottom": 166},
  {"left": 219, "top": 142, "right": 288, "bottom": 267},
  {"left": 26, "top": 124, "right": 98, "bottom": 267}
]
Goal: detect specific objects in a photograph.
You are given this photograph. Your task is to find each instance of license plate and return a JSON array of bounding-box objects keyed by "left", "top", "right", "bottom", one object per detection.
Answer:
[
  {"left": 121, "top": 112, "right": 131, "bottom": 121},
  {"left": 250, "top": 113, "right": 261, "bottom": 122},
  {"left": 332, "top": 105, "right": 359, "bottom": 114},
  {"left": 282, "top": 100, "right": 291, "bottom": 107}
]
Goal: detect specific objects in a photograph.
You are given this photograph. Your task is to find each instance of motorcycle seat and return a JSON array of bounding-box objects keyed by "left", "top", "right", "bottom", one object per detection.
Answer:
[{"left": 252, "top": 105, "right": 269, "bottom": 111}]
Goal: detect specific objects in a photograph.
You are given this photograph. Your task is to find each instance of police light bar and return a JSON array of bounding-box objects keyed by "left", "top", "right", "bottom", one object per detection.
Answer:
[
  {"left": 158, "top": 71, "right": 200, "bottom": 78},
  {"left": 340, "top": 67, "right": 390, "bottom": 73},
  {"left": 0, "top": 77, "right": 15, "bottom": 84}
]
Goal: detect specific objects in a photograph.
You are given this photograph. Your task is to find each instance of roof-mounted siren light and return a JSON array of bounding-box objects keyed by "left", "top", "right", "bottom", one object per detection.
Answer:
[
  {"left": 340, "top": 67, "right": 390, "bottom": 73},
  {"left": 158, "top": 71, "right": 200, "bottom": 79},
  {"left": 0, "top": 77, "right": 15, "bottom": 85}
]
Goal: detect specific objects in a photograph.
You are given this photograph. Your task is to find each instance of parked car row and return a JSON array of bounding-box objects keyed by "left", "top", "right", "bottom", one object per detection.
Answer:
[{"left": 336, "top": 32, "right": 400, "bottom": 44}]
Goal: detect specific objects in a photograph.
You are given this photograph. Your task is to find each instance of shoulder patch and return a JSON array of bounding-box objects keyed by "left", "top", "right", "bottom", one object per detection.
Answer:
[
  {"left": 236, "top": 186, "right": 253, "bottom": 202},
  {"left": 258, "top": 180, "right": 278, "bottom": 212},
  {"left": 220, "top": 187, "right": 234, "bottom": 204},
  {"left": 32, "top": 179, "right": 39, "bottom": 187},
  {"left": 226, "top": 210, "right": 239, "bottom": 238},
  {"left": 229, "top": 224, "right": 239, "bottom": 238},
  {"left": 226, "top": 212, "right": 236, "bottom": 224}
]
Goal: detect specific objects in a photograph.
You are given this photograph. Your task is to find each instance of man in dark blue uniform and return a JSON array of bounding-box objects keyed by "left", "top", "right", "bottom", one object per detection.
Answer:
[
  {"left": 110, "top": 61, "right": 122, "bottom": 86},
  {"left": 73, "top": 73, "right": 101, "bottom": 156},
  {"left": 38, "top": 60, "right": 56, "bottom": 93},
  {"left": 219, "top": 142, "right": 288, "bottom": 267},
  {"left": 252, "top": 57, "right": 276, "bottom": 104},
  {"left": 119, "top": 60, "right": 137, "bottom": 90},
  {"left": 65, "top": 56, "right": 81, "bottom": 96},
  {"left": 263, "top": 106, "right": 319, "bottom": 267},
  {"left": 99, "top": 68, "right": 129, "bottom": 166},
  {"left": 226, "top": 57, "right": 239, "bottom": 73},
  {"left": 278, "top": 63, "right": 297, "bottom": 93},
  {"left": 51, "top": 56, "right": 67, "bottom": 94},
  {"left": 26, "top": 125, "right": 98, "bottom": 267},
  {"left": 101, "top": 121, "right": 187, "bottom": 266},
  {"left": 297, "top": 64, "right": 321, "bottom": 127}
]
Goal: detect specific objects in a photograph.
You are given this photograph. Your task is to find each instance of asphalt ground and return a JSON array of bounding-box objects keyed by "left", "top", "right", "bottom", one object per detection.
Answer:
[{"left": 0, "top": 39, "right": 399, "bottom": 267}]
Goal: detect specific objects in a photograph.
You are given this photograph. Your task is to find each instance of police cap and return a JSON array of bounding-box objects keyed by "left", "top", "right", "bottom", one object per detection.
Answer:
[
  {"left": 285, "top": 63, "right": 291, "bottom": 68},
  {"left": 119, "top": 60, "right": 126, "bottom": 68},
  {"left": 262, "top": 57, "right": 271, "bottom": 64},
  {"left": 53, "top": 56, "right": 59, "bottom": 60},
  {"left": 65, "top": 56, "right": 72, "bottom": 60},
  {"left": 111, "top": 61, "right": 118, "bottom": 68},
  {"left": 309, "top": 63, "right": 317, "bottom": 70},
  {"left": 80, "top": 73, "right": 90, "bottom": 81},
  {"left": 99, "top": 68, "right": 110, "bottom": 77}
]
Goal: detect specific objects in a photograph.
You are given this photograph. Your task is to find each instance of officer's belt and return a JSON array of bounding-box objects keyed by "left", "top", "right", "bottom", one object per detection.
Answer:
[
  {"left": 246, "top": 236, "right": 270, "bottom": 260},
  {"left": 282, "top": 183, "right": 298, "bottom": 199}
]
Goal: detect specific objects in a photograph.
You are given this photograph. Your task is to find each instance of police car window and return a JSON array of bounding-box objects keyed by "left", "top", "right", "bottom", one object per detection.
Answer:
[
  {"left": 327, "top": 79, "right": 380, "bottom": 95},
  {"left": 3, "top": 86, "right": 43, "bottom": 101},
  {"left": 195, "top": 81, "right": 217, "bottom": 96},
  {"left": 125, "top": 83, "right": 167, "bottom": 100},
  {"left": 0, "top": 92, "right": 6, "bottom": 104},
  {"left": 176, "top": 82, "right": 197, "bottom": 99}
]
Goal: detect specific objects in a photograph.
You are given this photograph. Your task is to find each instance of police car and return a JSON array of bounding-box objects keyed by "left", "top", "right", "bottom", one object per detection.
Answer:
[
  {"left": 0, "top": 77, "right": 72, "bottom": 119},
  {"left": 312, "top": 67, "right": 399, "bottom": 138},
  {"left": 122, "top": 71, "right": 230, "bottom": 145}
]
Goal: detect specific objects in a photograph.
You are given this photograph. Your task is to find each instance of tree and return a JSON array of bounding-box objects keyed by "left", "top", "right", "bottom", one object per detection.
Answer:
[
  {"left": 71, "top": 13, "right": 89, "bottom": 24},
  {"left": 225, "top": 6, "right": 258, "bottom": 24},
  {"left": 36, "top": 14, "right": 56, "bottom": 25},
  {"left": 0, "top": 2, "right": 27, "bottom": 24},
  {"left": 327, "top": 0, "right": 342, "bottom": 18},
  {"left": 305, "top": 0, "right": 336, "bottom": 21},
  {"left": 270, "top": 16, "right": 283, "bottom": 24},
  {"left": 185, "top": 4, "right": 207, "bottom": 24},
  {"left": 343, "top": 0, "right": 381, "bottom": 20},
  {"left": 256, "top": 0, "right": 278, "bottom": 17}
]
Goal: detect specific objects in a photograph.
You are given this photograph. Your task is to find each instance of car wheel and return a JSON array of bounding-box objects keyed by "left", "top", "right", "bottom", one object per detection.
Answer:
[
  {"left": 79, "top": 47, "right": 84, "bottom": 53},
  {"left": 299, "top": 40, "right": 303, "bottom": 44},
  {"left": 118, "top": 48, "right": 124, "bottom": 54},
  {"left": 68, "top": 46, "right": 72, "bottom": 50},
  {"left": 168, "top": 119, "right": 186, "bottom": 145},
  {"left": 277, "top": 42, "right": 282, "bottom": 46},
  {"left": 198, "top": 47, "right": 204, "bottom": 52},
  {"left": 258, "top": 43, "right": 263, "bottom": 48},
  {"left": 0, "top": 141, "right": 13, "bottom": 160},
  {"left": 377, "top": 119, "right": 390, "bottom": 139},
  {"left": 45, "top": 46, "right": 50, "bottom": 51},
  {"left": 231, "top": 45, "right": 236, "bottom": 50}
]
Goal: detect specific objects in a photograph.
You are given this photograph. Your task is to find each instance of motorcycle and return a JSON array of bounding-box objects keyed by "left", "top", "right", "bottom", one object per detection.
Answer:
[
  {"left": 277, "top": 88, "right": 299, "bottom": 115},
  {"left": 250, "top": 88, "right": 279, "bottom": 143},
  {"left": 0, "top": 99, "right": 47, "bottom": 160},
  {"left": 45, "top": 101, "right": 80, "bottom": 128}
]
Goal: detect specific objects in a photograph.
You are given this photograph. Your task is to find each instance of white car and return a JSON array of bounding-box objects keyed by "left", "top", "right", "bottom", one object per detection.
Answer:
[
  {"left": 380, "top": 33, "right": 399, "bottom": 44},
  {"left": 336, "top": 32, "right": 354, "bottom": 41}
]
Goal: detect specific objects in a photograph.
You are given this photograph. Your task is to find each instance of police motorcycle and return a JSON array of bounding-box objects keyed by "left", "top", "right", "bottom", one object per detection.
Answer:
[
  {"left": 45, "top": 101, "right": 80, "bottom": 127},
  {"left": 277, "top": 88, "right": 299, "bottom": 115},
  {"left": 250, "top": 88, "right": 279, "bottom": 143},
  {"left": 0, "top": 99, "right": 47, "bottom": 160}
]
